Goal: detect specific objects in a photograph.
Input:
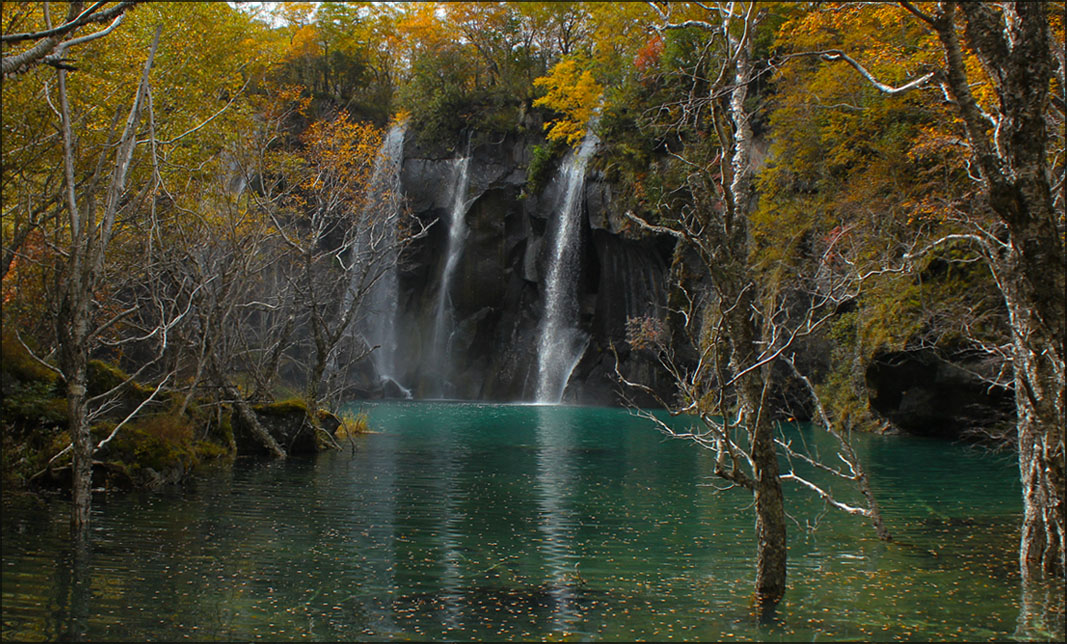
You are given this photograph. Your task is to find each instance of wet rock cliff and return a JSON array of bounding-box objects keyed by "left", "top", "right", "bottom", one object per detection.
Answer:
[{"left": 359, "top": 126, "right": 676, "bottom": 405}]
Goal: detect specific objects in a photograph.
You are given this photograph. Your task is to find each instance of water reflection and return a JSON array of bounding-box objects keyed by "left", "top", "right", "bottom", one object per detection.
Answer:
[
  {"left": 434, "top": 424, "right": 465, "bottom": 629},
  {"left": 533, "top": 405, "right": 581, "bottom": 631},
  {"left": 1, "top": 403, "right": 1048, "bottom": 641},
  {"left": 360, "top": 430, "right": 399, "bottom": 635},
  {"left": 50, "top": 532, "right": 91, "bottom": 641}
]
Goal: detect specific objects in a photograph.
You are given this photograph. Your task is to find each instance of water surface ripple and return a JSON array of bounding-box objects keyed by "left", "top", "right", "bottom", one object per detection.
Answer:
[{"left": 3, "top": 401, "right": 1051, "bottom": 641}]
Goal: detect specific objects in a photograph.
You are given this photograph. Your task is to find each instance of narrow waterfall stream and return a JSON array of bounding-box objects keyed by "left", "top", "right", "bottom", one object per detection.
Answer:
[
  {"left": 534, "top": 130, "right": 599, "bottom": 403},
  {"left": 351, "top": 122, "right": 410, "bottom": 396},
  {"left": 428, "top": 155, "right": 473, "bottom": 398}
]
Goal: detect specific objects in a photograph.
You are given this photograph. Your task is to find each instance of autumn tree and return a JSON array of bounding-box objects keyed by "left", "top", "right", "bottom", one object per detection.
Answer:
[
  {"left": 754, "top": 3, "right": 1011, "bottom": 438},
  {"left": 773, "top": 0, "right": 1064, "bottom": 584},
  {"left": 2, "top": 1, "right": 278, "bottom": 524}
]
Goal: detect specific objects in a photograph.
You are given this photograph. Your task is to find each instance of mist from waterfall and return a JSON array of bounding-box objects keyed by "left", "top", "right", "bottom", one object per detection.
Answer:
[
  {"left": 428, "top": 155, "right": 473, "bottom": 398},
  {"left": 534, "top": 129, "right": 599, "bottom": 404},
  {"left": 350, "top": 122, "right": 409, "bottom": 396}
]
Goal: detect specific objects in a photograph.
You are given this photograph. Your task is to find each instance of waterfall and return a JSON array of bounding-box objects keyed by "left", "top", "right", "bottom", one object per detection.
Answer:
[
  {"left": 534, "top": 129, "right": 599, "bottom": 404},
  {"left": 350, "top": 122, "right": 410, "bottom": 397},
  {"left": 428, "top": 155, "right": 473, "bottom": 398}
]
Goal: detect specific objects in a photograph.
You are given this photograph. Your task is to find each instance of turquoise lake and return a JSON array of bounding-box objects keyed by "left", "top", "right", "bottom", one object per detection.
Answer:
[{"left": 2, "top": 401, "right": 1059, "bottom": 641}]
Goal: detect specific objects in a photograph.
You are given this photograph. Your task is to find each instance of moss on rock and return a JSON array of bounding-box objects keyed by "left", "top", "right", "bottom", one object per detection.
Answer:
[{"left": 2, "top": 340, "right": 234, "bottom": 492}]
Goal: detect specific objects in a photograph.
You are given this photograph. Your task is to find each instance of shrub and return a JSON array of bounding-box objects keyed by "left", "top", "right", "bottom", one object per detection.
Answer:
[
  {"left": 525, "top": 140, "right": 565, "bottom": 196},
  {"left": 335, "top": 409, "right": 370, "bottom": 440}
]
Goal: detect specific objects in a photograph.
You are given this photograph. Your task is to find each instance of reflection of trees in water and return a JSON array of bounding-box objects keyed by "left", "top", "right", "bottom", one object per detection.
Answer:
[
  {"left": 2, "top": 403, "right": 1044, "bottom": 641},
  {"left": 52, "top": 533, "right": 91, "bottom": 641},
  {"left": 1017, "top": 580, "right": 1065, "bottom": 642}
]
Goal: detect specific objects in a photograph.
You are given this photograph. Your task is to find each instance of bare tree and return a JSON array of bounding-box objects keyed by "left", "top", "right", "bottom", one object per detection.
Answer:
[
  {"left": 237, "top": 108, "right": 427, "bottom": 437},
  {"left": 145, "top": 104, "right": 427, "bottom": 458},
  {"left": 148, "top": 162, "right": 291, "bottom": 459},
  {"left": 253, "top": 113, "right": 382, "bottom": 416},
  {"left": 618, "top": 1, "right": 892, "bottom": 608},
  {"left": 49, "top": 25, "right": 161, "bottom": 529}
]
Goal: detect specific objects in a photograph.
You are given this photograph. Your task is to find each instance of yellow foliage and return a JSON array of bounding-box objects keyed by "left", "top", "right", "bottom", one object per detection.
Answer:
[
  {"left": 533, "top": 58, "right": 604, "bottom": 147},
  {"left": 391, "top": 2, "right": 452, "bottom": 69},
  {"left": 278, "top": 2, "right": 316, "bottom": 28},
  {"left": 287, "top": 24, "right": 322, "bottom": 60},
  {"left": 391, "top": 109, "right": 412, "bottom": 128},
  {"left": 302, "top": 112, "right": 382, "bottom": 196},
  {"left": 335, "top": 410, "right": 370, "bottom": 439}
]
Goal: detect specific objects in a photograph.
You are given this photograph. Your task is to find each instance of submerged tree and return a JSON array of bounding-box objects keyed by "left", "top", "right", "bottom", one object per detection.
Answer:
[{"left": 614, "top": 2, "right": 890, "bottom": 608}]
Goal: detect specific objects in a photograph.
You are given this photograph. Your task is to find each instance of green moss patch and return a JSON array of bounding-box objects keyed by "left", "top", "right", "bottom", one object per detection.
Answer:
[
  {"left": 1, "top": 330, "right": 58, "bottom": 386},
  {"left": 96, "top": 413, "right": 230, "bottom": 490},
  {"left": 252, "top": 398, "right": 309, "bottom": 417}
]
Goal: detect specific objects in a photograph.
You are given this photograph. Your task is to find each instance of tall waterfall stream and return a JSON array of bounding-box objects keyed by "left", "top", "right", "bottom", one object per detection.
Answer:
[
  {"left": 534, "top": 130, "right": 599, "bottom": 403},
  {"left": 350, "top": 122, "right": 409, "bottom": 396},
  {"left": 429, "top": 155, "right": 473, "bottom": 398}
]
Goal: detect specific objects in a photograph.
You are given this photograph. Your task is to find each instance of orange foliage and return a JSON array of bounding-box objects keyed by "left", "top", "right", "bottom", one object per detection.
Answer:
[
  {"left": 634, "top": 34, "right": 663, "bottom": 74},
  {"left": 294, "top": 111, "right": 383, "bottom": 215}
]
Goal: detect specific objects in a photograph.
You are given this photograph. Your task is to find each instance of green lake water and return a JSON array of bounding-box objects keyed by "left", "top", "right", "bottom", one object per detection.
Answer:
[{"left": 2, "top": 401, "right": 1059, "bottom": 641}]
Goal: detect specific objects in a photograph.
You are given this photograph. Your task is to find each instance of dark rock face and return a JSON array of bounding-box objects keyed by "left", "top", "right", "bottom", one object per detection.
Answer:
[
  {"left": 865, "top": 349, "right": 1014, "bottom": 439},
  {"left": 388, "top": 129, "right": 676, "bottom": 404},
  {"left": 358, "top": 124, "right": 1017, "bottom": 439}
]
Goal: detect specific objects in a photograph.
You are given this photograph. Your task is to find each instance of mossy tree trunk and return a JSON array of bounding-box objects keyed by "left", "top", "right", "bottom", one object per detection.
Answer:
[{"left": 222, "top": 381, "right": 287, "bottom": 459}]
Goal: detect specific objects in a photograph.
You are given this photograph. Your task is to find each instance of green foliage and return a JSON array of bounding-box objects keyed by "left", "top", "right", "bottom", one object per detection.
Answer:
[
  {"left": 398, "top": 44, "right": 522, "bottom": 149},
  {"left": 0, "top": 340, "right": 234, "bottom": 489},
  {"left": 525, "top": 140, "right": 565, "bottom": 195},
  {"left": 2, "top": 380, "right": 67, "bottom": 427},
  {"left": 1, "top": 332, "right": 67, "bottom": 486},
  {"left": 816, "top": 311, "right": 879, "bottom": 431},
  {"left": 594, "top": 77, "right": 695, "bottom": 234},
  {"left": 1, "top": 331, "right": 66, "bottom": 429}
]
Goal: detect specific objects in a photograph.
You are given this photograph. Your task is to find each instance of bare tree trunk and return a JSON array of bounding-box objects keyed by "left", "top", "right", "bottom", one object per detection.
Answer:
[
  {"left": 727, "top": 26, "right": 788, "bottom": 606},
  {"left": 206, "top": 335, "right": 287, "bottom": 459},
  {"left": 752, "top": 415, "right": 787, "bottom": 603},
  {"left": 58, "top": 313, "right": 91, "bottom": 529}
]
